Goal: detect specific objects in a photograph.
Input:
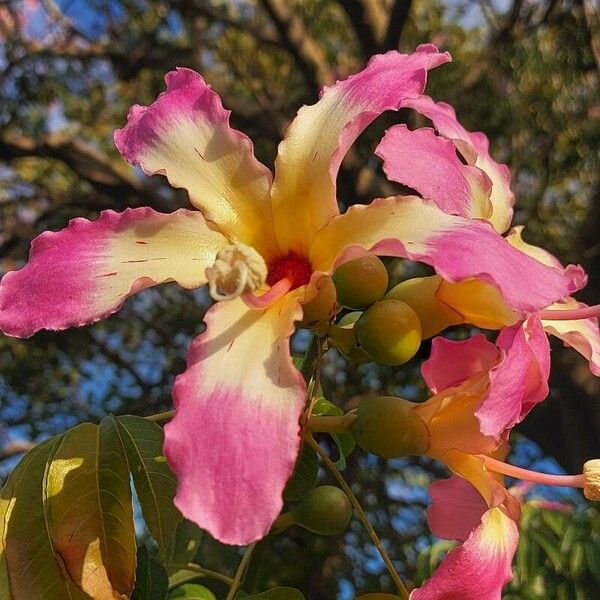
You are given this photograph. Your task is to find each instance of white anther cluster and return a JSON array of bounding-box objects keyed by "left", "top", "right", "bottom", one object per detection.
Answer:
[{"left": 206, "top": 244, "right": 268, "bottom": 301}]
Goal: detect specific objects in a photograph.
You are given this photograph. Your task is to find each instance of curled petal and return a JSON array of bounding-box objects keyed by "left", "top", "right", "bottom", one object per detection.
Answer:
[
  {"left": 477, "top": 318, "right": 550, "bottom": 439},
  {"left": 0, "top": 208, "right": 226, "bottom": 338},
  {"left": 506, "top": 226, "right": 587, "bottom": 292},
  {"left": 164, "top": 294, "right": 305, "bottom": 545},
  {"left": 541, "top": 299, "right": 600, "bottom": 376},
  {"left": 309, "top": 196, "right": 576, "bottom": 313},
  {"left": 114, "top": 68, "right": 276, "bottom": 256},
  {"left": 422, "top": 335, "right": 499, "bottom": 394},
  {"left": 411, "top": 506, "right": 518, "bottom": 600},
  {"left": 377, "top": 125, "right": 492, "bottom": 220},
  {"left": 271, "top": 45, "right": 450, "bottom": 255},
  {"left": 404, "top": 95, "right": 514, "bottom": 234}
]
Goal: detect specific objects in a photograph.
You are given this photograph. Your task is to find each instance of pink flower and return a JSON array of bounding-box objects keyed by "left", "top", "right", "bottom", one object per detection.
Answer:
[{"left": 0, "top": 46, "right": 577, "bottom": 545}]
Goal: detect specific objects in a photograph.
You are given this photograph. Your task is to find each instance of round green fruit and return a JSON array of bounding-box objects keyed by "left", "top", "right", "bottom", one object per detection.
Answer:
[
  {"left": 351, "top": 396, "right": 429, "bottom": 459},
  {"left": 332, "top": 256, "right": 388, "bottom": 309},
  {"left": 292, "top": 485, "right": 352, "bottom": 535},
  {"left": 355, "top": 299, "right": 422, "bottom": 365}
]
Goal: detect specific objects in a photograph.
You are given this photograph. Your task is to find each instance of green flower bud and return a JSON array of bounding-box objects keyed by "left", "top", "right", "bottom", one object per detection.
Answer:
[
  {"left": 355, "top": 300, "right": 422, "bottom": 365},
  {"left": 298, "top": 276, "right": 337, "bottom": 333},
  {"left": 351, "top": 396, "right": 429, "bottom": 459},
  {"left": 333, "top": 256, "right": 388, "bottom": 309},
  {"left": 292, "top": 485, "right": 352, "bottom": 535}
]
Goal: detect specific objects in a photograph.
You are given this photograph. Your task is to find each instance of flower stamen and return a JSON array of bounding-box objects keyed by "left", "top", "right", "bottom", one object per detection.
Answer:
[
  {"left": 478, "top": 455, "right": 600, "bottom": 502},
  {"left": 206, "top": 244, "right": 267, "bottom": 301},
  {"left": 539, "top": 303, "right": 600, "bottom": 321}
]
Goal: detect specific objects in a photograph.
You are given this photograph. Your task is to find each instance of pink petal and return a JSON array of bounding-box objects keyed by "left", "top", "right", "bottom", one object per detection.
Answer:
[
  {"left": 422, "top": 335, "right": 499, "bottom": 393},
  {"left": 541, "top": 299, "right": 600, "bottom": 376},
  {"left": 164, "top": 294, "right": 306, "bottom": 545},
  {"left": 0, "top": 208, "right": 226, "bottom": 338},
  {"left": 427, "top": 476, "right": 488, "bottom": 543},
  {"left": 376, "top": 125, "right": 492, "bottom": 219},
  {"left": 412, "top": 507, "right": 518, "bottom": 600},
  {"left": 114, "top": 68, "right": 276, "bottom": 256},
  {"left": 476, "top": 318, "right": 550, "bottom": 439},
  {"left": 309, "top": 196, "right": 576, "bottom": 314},
  {"left": 404, "top": 95, "right": 514, "bottom": 234},
  {"left": 271, "top": 44, "right": 450, "bottom": 255}
]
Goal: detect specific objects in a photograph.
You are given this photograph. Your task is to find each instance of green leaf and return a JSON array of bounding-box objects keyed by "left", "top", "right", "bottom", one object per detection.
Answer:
[
  {"left": 115, "top": 415, "right": 182, "bottom": 558},
  {"left": 529, "top": 529, "right": 563, "bottom": 572},
  {"left": 166, "top": 519, "right": 204, "bottom": 575},
  {"left": 169, "top": 583, "right": 217, "bottom": 599},
  {"left": 283, "top": 443, "right": 318, "bottom": 502},
  {"left": 0, "top": 437, "right": 88, "bottom": 600},
  {"left": 244, "top": 587, "right": 305, "bottom": 599},
  {"left": 45, "top": 419, "right": 136, "bottom": 598},
  {"left": 133, "top": 545, "right": 169, "bottom": 600},
  {"left": 585, "top": 539, "right": 600, "bottom": 582}
]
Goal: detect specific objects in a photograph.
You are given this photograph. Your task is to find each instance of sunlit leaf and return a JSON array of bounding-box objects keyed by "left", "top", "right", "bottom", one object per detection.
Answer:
[
  {"left": 115, "top": 415, "right": 182, "bottom": 557},
  {"left": 46, "top": 419, "right": 136, "bottom": 598},
  {"left": 132, "top": 545, "right": 169, "bottom": 600},
  {"left": 169, "top": 583, "right": 216, "bottom": 599},
  {"left": 0, "top": 437, "right": 88, "bottom": 600}
]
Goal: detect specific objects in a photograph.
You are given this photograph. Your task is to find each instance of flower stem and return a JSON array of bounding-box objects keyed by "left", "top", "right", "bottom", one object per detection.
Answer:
[
  {"left": 539, "top": 303, "right": 600, "bottom": 321},
  {"left": 225, "top": 542, "right": 257, "bottom": 600},
  {"left": 307, "top": 413, "right": 357, "bottom": 433},
  {"left": 145, "top": 410, "right": 174, "bottom": 424},
  {"left": 305, "top": 434, "right": 410, "bottom": 599}
]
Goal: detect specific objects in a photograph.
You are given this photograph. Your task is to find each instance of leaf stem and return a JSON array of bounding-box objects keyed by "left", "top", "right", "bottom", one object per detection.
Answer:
[
  {"left": 305, "top": 434, "right": 410, "bottom": 599},
  {"left": 225, "top": 541, "right": 257, "bottom": 600}
]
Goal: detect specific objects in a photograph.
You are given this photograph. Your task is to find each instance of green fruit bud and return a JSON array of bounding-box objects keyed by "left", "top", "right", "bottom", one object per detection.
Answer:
[
  {"left": 299, "top": 276, "right": 337, "bottom": 332},
  {"left": 352, "top": 396, "right": 429, "bottom": 459},
  {"left": 355, "top": 300, "right": 422, "bottom": 365},
  {"left": 333, "top": 256, "right": 388, "bottom": 309},
  {"left": 292, "top": 485, "right": 352, "bottom": 535}
]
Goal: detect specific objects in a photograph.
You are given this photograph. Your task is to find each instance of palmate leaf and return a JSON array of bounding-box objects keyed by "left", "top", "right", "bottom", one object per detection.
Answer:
[
  {"left": 114, "top": 415, "right": 183, "bottom": 558},
  {"left": 0, "top": 438, "right": 88, "bottom": 599},
  {"left": 45, "top": 419, "right": 137, "bottom": 598}
]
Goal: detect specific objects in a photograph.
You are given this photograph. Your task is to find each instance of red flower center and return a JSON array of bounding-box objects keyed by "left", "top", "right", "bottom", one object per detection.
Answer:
[{"left": 267, "top": 253, "right": 312, "bottom": 289}]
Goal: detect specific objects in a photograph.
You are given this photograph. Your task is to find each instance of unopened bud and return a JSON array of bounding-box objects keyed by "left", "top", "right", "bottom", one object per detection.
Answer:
[
  {"left": 352, "top": 396, "right": 429, "bottom": 459},
  {"left": 333, "top": 255, "right": 388, "bottom": 309},
  {"left": 355, "top": 299, "right": 422, "bottom": 365},
  {"left": 292, "top": 485, "right": 352, "bottom": 535}
]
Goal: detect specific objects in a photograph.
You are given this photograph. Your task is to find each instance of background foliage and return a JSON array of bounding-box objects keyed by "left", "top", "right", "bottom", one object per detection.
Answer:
[{"left": 1, "top": 0, "right": 599, "bottom": 598}]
